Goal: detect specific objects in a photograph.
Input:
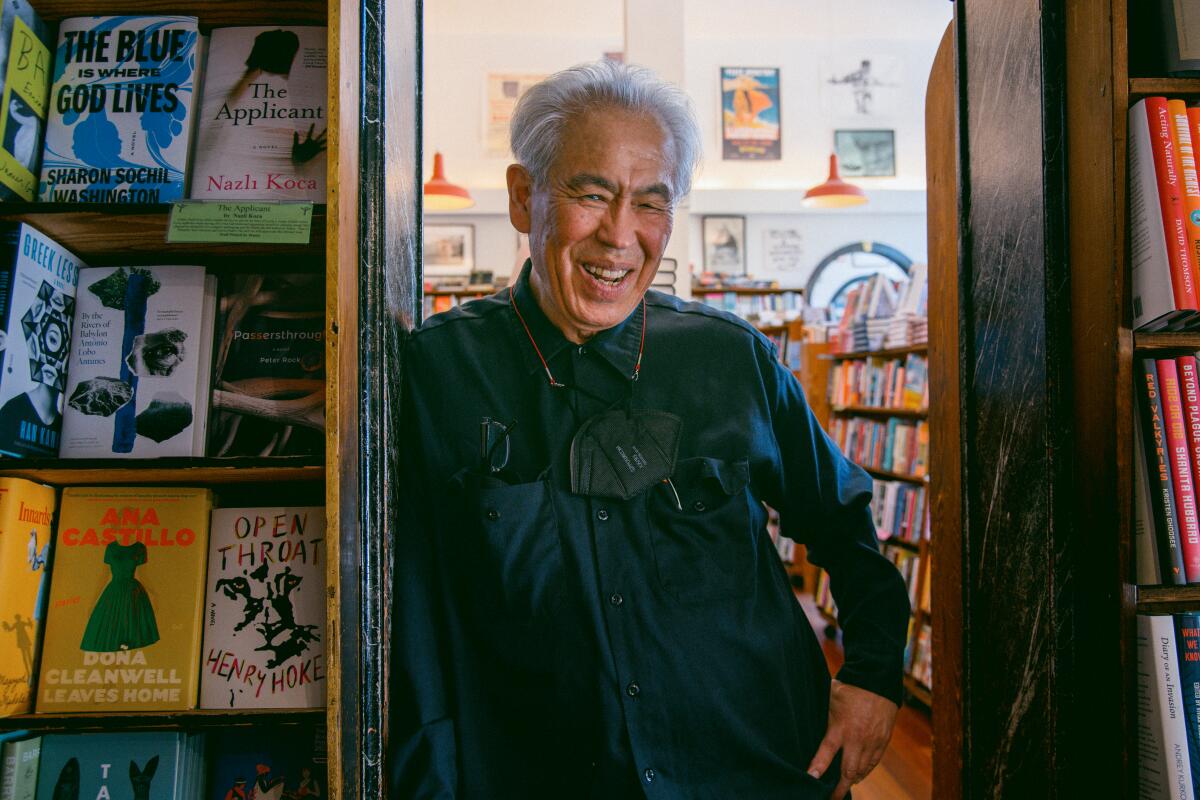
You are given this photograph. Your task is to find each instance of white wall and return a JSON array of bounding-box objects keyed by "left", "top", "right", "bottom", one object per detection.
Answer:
[{"left": 423, "top": 0, "right": 951, "bottom": 294}]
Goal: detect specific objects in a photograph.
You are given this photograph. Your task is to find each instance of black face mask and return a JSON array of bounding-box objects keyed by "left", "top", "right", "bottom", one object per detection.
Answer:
[{"left": 569, "top": 408, "right": 682, "bottom": 501}]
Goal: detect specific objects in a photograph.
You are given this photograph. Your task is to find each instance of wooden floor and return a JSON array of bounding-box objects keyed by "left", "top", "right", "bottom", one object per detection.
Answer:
[{"left": 799, "top": 595, "right": 933, "bottom": 800}]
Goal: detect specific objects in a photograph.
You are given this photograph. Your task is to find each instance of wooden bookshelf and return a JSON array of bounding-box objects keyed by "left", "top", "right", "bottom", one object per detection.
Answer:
[
  {"left": 831, "top": 405, "right": 928, "bottom": 418},
  {"left": 1133, "top": 331, "right": 1200, "bottom": 351},
  {"left": 692, "top": 284, "right": 802, "bottom": 295},
  {"left": 830, "top": 344, "right": 928, "bottom": 361},
  {"left": 0, "top": 457, "right": 322, "bottom": 486},
  {"left": 2, "top": 709, "right": 323, "bottom": 733},
  {"left": 1128, "top": 77, "right": 1200, "bottom": 97},
  {"left": 883, "top": 538, "right": 921, "bottom": 554},
  {"left": 863, "top": 465, "right": 929, "bottom": 484},
  {"left": 903, "top": 674, "right": 932, "bottom": 707}
]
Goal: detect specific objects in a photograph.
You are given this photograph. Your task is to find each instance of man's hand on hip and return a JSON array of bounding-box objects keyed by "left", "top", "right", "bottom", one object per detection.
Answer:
[{"left": 805, "top": 678, "right": 899, "bottom": 800}]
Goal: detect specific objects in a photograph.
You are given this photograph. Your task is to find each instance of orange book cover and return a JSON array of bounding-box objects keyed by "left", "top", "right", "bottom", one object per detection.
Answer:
[
  {"left": 0, "top": 477, "right": 57, "bottom": 716},
  {"left": 1146, "top": 97, "right": 1199, "bottom": 311},
  {"left": 1169, "top": 99, "right": 1200, "bottom": 292},
  {"left": 35, "top": 486, "right": 212, "bottom": 713}
]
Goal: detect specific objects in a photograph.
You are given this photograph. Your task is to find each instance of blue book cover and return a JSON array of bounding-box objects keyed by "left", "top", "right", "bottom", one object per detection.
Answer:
[
  {"left": 37, "top": 16, "right": 200, "bottom": 203},
  {"left": 1178, "top": 612, "right": 1200, "bottom": 794},
  {"left": 35, "top": 732, "right": 195, "bottom": 800},
  {"left": 206, "top": 725, "right": 325, "bottom": 800}
]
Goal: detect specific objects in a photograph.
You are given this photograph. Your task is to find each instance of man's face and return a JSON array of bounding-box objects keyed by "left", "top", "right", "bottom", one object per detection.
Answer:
[{"left": 508, "top": 109, "right": 675, "bottom": 343}]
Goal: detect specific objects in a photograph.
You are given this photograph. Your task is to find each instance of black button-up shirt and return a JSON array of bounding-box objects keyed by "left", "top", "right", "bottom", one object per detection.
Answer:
[{"left": 389, "top": 263, "right": 911, "bottom": 799}]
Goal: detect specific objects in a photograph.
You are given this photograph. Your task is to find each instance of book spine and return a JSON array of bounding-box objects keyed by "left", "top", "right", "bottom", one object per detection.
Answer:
[
  {"left": 1138, "top": 615, "right": 1197, "bottom": 800},
  {"left": 1159, "top": 358, "right": 1200, "bottom": 581},
  {"left": 1140, "top": 358, "right": 1190, "bottom": 583},
  {"left": 1148, "top": 97, "right": 1200, "bottom": 313},
  {"left": 1172, "top": 101, "right": 1200, "bottom": 293},
  {"left": 1139, "top": 417, "right": 1167, "bottom": 584},
  {"left": 1177, "top": 612, "right": 1200, "bottom": 795},
  {"left": 7, "top": 737, "right": 37, "bottom": 800}
]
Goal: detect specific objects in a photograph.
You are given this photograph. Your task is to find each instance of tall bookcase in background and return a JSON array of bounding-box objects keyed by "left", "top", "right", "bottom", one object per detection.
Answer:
[
  {"left": 0, "top": 0, "right": 361, "bottom": 794},
  {"left": 814, "top": 343, "right": 932, "bottom": 707}
]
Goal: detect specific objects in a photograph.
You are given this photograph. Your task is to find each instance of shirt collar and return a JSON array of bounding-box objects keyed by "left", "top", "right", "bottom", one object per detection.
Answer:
[{"left": 508, "top": 259, "right": 646, "bottom": 382}]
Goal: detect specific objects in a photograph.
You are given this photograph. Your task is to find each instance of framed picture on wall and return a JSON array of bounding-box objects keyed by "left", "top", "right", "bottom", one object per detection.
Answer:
[
  {"left": 702, "top": 215, "right": 747, "bottom": 273},
  {"left": 721, "top": 67, "right": 781, "bottom": 160},
  {"left": 834, "top": 129, "right": 896, "bottom": 177},
  {"left": 424, "top": 223, "right": 475, "bottom": 276}
]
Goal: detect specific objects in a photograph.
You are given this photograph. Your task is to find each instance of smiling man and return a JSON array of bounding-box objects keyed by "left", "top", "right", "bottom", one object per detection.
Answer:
[{"left": 390, "top": 61, "right": 911, "bottom": 799}]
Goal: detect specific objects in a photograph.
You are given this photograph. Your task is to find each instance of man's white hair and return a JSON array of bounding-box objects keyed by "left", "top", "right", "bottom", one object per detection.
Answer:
[{"left": 509, "top": 59, "right": 702, "bottom": 202}]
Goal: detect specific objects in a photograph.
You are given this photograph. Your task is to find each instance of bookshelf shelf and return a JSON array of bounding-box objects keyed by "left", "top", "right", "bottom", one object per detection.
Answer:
[
  {"left": 29, "top": 0, "right": 326, "bottom": 26},
  {"left": 0, "top": 708, "right": 324, "bottom": 733},
  {"left": 883, "top": 538, "right": 921, "bottom": 554},
  {"left": 692, "top": 285, "right": 802, "bottom": 295},
  {"left": 1128, "top": 78, "right": 1200, "bottom": 97},
  {"left": 0, "top": 457, "right": 323, "bottom": 486},
  {"left": 829, "top": 344, "right": 929, "bottom": 361},
  {"left": 1135, "top": 584, "right": 1200, "bottom": 610},
  {"left": 1133, "top": 331, "right": 1200, "bottom": 351},
  {"left": 903, "top": 674, "right": 932, "bottom": 707},
  {"left": 831, "top": 405, "right": 928, "bottom": 418},
  {"left": 0, "top": 204, "right": 327, "bottom": 263},
  {"left": 863, "top": 465, "right": 929, "bottom": 484}
]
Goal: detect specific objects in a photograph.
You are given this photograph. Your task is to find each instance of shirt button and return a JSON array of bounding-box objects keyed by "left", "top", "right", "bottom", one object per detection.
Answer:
[
  {"left": 643, "top": 767, "right": 655, "bottom": 783},
  {"left": 609, "top": 593, "right": 624, "bottom": 607},
  {"left": 486, "top": 509, "right": 500, "bottom": 521},
  {"left": 626, "top": 681, "right": 640, "bottom": 697},
  {"left": 578, "top": 345, "right": 588, "bottom": 355},
  {"left": 693, "top": 500, "right": 706, "bottom": 512},
  {"left": 597, "top": 509, "right": 609, "bottom": 521}
]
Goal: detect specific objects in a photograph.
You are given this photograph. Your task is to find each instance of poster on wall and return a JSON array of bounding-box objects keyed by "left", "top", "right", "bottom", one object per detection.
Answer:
[
  {"left": 484, "top": 73, "right": 547, "bottom": 156},
  {"left": 702, "top": 215, "right": 747, "bottom": 273},
  {"left": 819, "top": 55, "right": 903, "bottom": 117},
  {"left": 424, "top": 223, "right": 475, "bottom": 276},
  {"left": 721, "top": 67, "right": 781, "bottom": 160},
  {"left": 835, "top": 130, "right": 896, "bottom": 177},
  {"left": 763, "top": 228, "right": 805, "bottom": 272}
]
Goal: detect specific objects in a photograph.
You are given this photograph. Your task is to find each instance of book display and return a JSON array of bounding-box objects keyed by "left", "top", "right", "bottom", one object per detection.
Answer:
[{"left": 0, "top": 0, "right": 361, "bottom": 795}]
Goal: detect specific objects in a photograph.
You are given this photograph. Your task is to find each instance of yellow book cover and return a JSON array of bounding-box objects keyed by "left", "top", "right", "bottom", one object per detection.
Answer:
[
  {"left": 35, "top": 486, "right": 211, "bottom": 713},
  {"left": 0, "top": 476, "right": 56, "bottom": 716}
]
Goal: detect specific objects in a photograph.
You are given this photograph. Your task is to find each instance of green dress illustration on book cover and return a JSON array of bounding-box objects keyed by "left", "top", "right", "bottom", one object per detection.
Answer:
[{"left": 80, "top": 540, "right": 159, "bottom": 651}]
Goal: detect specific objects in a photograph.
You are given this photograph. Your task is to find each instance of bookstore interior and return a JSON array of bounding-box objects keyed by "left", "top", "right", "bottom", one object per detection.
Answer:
[{"left": 0, "top": 0, "right": 1195, "bottom": 797}]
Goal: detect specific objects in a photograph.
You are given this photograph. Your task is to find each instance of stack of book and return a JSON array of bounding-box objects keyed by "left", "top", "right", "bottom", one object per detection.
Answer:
[{"left": 1138, "top": 613, "right": 1200, "bottom": 798}]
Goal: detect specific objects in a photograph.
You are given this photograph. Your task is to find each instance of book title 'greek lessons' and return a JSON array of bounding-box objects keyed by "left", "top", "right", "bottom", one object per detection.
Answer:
[{"left": 37, "top": 16, "right": 200, "bottom": 204}]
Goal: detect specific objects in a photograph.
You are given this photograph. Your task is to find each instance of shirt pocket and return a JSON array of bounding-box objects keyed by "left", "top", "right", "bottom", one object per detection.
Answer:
[
  {"left": 448, "top": 470, "right": 567, "bottom": 622},
  {"left": 647, "top": 456, "right": 757, "bottom": 603}
]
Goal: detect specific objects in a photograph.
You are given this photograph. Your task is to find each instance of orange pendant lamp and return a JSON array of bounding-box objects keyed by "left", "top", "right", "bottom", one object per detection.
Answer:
[
  {"left": 423, "top": 152, "right": 474, "bottom": 210},
  {"left": 802, "top": 154, "right": 868, "bottom": 208}
]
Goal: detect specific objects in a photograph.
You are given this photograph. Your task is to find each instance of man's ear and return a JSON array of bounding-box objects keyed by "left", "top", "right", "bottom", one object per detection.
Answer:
[{"left": 507, "top": 163, "right": 533, "bottom": 234}]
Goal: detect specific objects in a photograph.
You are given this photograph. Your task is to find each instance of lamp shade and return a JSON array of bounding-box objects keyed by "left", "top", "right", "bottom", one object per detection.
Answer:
[
  {"left": 423, "top": 152, "right": 474, "bottom": 210},
  {"left": 802, "top": 154, "right": 868, "bottom": 209}
]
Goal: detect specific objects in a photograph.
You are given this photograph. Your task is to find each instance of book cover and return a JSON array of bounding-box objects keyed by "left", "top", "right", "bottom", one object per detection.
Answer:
[
  {"left": 1131, "top": 98, "right": 1196, "bottom": 331},
  {"left": 35, "top": 487, "right": 212, "bottom": 713},
  {"left": 59, "top": 265, "right": 211, "bottom": 458},
  {"left": 208, "top": 273, "right": 324, "bottom": 457},
  {"left": 1, "top": 736, "right": 39, "bottom": 800},
  {"left": 1149, "top": 97, "right": 1200, "bottom": 319},
  {"left": 1140, "top": 358, "right": 1190, "bottom": 583},
  {"left": 0, "top": 4, "right": 51, "bottom": 201},
  {"left": 1139, "top": 419, "right": 1167, "bottom": 585},
  {"left": 1137, "top": 614, "right": 1196, "bottom": 800},
  {"left": 1159, "top": 358, "right": 1200, "bottom": 581},
  {"left": 37, "top": 16, "right": 200, "bottom": 203},
  {"left": 0, "top": 478, "right": 56, "bottom": 717},
  {"left": 200, "top": 506, "right": 326, "bottom": 709},
  {"left": 190, "top": 26, "right": 327, "bottom": 202},
  {"left": 1177, "top": 612, "right": 1200, "bottom": 795},
  {"left": 206, "top": 725, "right": 325, "bottom": 800},
  {"left": 0, "top": 223, "right": 85, "bottom": 458},
  {"left": 35, "top": 732, "right": 198, "bottom": 800},
  {"left": 1171, "top": 100, "right": 1200, "bottom": 284}
]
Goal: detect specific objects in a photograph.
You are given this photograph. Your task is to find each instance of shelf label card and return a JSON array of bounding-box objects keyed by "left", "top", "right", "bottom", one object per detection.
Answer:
[{"left": 166, "top": 201, "right": 314, "bottom": 244}]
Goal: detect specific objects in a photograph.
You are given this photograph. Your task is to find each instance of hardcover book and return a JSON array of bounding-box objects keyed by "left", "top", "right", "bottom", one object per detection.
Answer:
[
  {"left": 0, "top": 478, "right": 56, "bottom": 716},
  {"left": 35, "top": 487, "right": 212, "bottom": 713},
  {"left": 208, "top": 273, "right": 324, "bottom": 457},
  {"left": 0, "top": 3, "right": 51, "bottom": 201},
  {"left": 59, "top": 265, "right": 215, "bottom": 458},
  {"left": 0, "top": 224, "right": 84, "bottom": 458},
  {"left": 206, "top": 725, "right": 325, "bottom": 800},
  {"left": 1138, "top": 614, "right": 1196, "bottom": 800},
  {"left": 200, "top": 506, "right": 326, "bottom": 709},
  {"left": 190, "top": 26, "right": 327, "bottom": 201},
  {"left": 1176, "top": 612, "right": 1200, "bottom": 795},
  {"left": 35, "top": 732, "right": 203, "bottom": 800},
  {"left": 1, "top": 736, "right": 39, "bottom": 800},
  {"left": 1138, "top": 358, "right": 1190, "bottom": 584},
  {"left": 37, "top": 16, "right": 201, "bottom": 203}
]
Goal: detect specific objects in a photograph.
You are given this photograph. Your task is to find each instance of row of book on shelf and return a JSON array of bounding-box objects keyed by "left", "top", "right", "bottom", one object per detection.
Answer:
[
  {"left": 1129, "top": 96, "right": 1200, "bottom": 331},
  {"left": 0, "top": 5, "right": 328, "bottom": 205},
  {"left": 828, "top": 416, "right": 929, "bottom": 479},
  {"left": 829, "top": 353, "right": 928, "bottom": 410},
  {"left": 0, "top": 480, "right": 327, "bottom": 717},
  {"left": 825, "top": 264, "right": 928, "bottom": 353},
  {"left": 0, "top": 725, "right": 325, "bottom": 800},
  {"left": 0, "top": 222, "right": 323, "bottom": 460},
  {"left": 870, "top": 480, "right": 930, "bottom": 546},
  {"left": 1138, "top": 613, "right": 1200, "bottom": 799},
  {"left": 695, "top": 289, "right": 804, "bottom": 326}
]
